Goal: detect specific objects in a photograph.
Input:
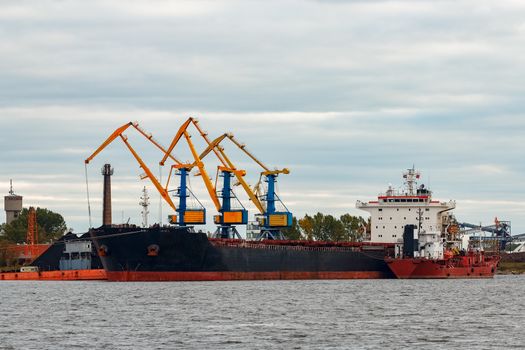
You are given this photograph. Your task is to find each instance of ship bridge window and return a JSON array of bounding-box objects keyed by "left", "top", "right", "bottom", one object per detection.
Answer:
[
  {"left": 379, "top": 209, "right": 383, "bottom": 211},
  {"left": 425, "top": 208, "right": 430, "bottom": 211}
]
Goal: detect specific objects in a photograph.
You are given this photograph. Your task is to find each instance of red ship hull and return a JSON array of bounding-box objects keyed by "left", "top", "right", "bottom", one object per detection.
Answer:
[
  {"left": 0, "top": 269, "right": 107, "bottom": 281},
  {"left": 385, "top": 254, "right": 500, "bottom": 279},
  {"left": 105, "top": 270, "right": 388, "bottom": 282}
]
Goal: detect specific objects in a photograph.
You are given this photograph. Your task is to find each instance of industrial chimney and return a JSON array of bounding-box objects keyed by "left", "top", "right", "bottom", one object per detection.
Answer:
[{"left": 101, "top": 164, "right": 113, "bottom": 226}]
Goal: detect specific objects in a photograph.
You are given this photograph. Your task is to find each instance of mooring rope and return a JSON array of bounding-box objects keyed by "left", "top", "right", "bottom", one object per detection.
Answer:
[
  {"left": 158, "top": 164, "right": 163, "bottom": 224},
  {"left": 84, "top": 163, "right": 92, "bottom": 228}
]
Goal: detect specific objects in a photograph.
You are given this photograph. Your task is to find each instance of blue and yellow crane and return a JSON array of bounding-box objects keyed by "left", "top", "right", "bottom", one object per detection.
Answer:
[
  {"left": 199, "top": 132, "right": 292, "bottom": 240},
  {"left": 160, "top": 118, "right": 248, "bottom": 239},
  {"left": 84, "top": 121, "right": 206, "bottom": 227}
]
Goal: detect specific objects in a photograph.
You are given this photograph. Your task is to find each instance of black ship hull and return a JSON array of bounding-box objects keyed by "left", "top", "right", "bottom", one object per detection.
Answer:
[{"left": 90, "top": 226, "right": 395, "bottom": 281}]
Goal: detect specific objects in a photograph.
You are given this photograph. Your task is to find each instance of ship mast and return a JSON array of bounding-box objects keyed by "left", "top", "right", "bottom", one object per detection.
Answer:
[
  {"left": 403, "top": 166, "right": 420, "bottom": 195},
  {"left": 139, "top": 186, "right": 150, "bottom": 227}
]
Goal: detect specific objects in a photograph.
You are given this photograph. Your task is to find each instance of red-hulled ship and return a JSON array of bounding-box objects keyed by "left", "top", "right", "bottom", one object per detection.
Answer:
[
  {"left": 90, "top": 166, "right": 501, "bottom": 281},
  {"left": 384, "top": 223, "right": 500, "bottom": 279},
  {"left": 386, "top": 250, "right": 500, "bottom": 279}
]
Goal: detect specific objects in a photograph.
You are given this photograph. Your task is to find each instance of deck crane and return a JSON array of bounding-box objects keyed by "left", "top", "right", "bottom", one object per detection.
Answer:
[
  {"left": 159, "top": 118, "right": 248, "bottom": 239},
  {"left": 199, "top": 132, "right": 292, "bottom": 240},
  {"left": 84, "top": 121, "right": 206, "bottom": 227}
]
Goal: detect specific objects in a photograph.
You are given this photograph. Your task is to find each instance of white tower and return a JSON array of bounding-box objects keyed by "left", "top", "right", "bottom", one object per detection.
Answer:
[
  {"left": 139, "top": 186, "right": 150, "bottom": 227},
  {"left": 4, "top": 180, "right": 23, "bottom": 225}
]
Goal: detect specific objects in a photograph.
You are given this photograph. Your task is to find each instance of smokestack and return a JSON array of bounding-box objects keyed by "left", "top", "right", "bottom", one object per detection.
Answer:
[{"left": 102, "top": 164, "right": 113, "bottom": 226}]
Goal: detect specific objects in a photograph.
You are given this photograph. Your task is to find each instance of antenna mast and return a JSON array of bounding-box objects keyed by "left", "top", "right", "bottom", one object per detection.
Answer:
[
  {"left": 140, "top": 186, "right": 150, "bottom": 227},
  {"left": 403, "top": 167, "right": 420, "bottom": 195}
]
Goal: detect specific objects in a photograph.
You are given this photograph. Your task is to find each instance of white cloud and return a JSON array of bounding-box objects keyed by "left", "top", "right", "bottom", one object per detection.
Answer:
[{"left": 0, "top": 0, "right": 524, "bottom": 234}]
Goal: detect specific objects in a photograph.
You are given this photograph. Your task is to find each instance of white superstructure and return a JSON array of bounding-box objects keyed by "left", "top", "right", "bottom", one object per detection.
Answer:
[{"left": 356, "top": 168, "right": 455, "bottom": 244}]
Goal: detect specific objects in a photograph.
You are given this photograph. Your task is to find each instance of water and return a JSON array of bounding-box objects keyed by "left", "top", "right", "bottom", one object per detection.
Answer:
[{"left": 1, "top": 276, "right": 524, "bottom": 349}]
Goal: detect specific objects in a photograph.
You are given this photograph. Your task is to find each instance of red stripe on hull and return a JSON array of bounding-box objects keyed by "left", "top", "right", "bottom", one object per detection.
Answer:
[
  {"left": 386, "top": 259, "right": 498, "bottom": 279},
  {"left": 0, "top": 269, "right": 107, "bottom": 281},
  {"left": 106, "top": 271, "right": 389, "bottom": 282}
]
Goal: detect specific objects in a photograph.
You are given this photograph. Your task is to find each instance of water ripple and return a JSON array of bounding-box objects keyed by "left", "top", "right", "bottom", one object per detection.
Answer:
[{"left": 0, "top": 276, "right": 524, "bottom": 349}]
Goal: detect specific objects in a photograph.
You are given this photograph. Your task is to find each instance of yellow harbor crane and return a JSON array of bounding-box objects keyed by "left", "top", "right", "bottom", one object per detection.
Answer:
[{"left": 199, "top": 132, "right": 292, "bottom": 240}]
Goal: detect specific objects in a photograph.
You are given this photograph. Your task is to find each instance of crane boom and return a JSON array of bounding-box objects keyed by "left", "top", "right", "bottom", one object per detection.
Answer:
[
  {"left": 199, "top": 133, "right": 266, "bottom": 214},
  {"left": 159, "top": 118, "right": 193, "bottom": 166},
  {"left": 85, "top": 123, "right": 179, "bottom": 213},
  {"left": 131, "top": 122, "right": 181, "bottom": 165},
  {"left": 119, "top": 135, "right": 177, "bottom": 212},
  {"left": 182, "top": 130, "right": 221, "bottom": 211},
  {"left": 85, "top": 121, "right": 180, "bottom": 165},
  {"left": 85, "top": 122, "right": 132, "bottom": 164},
  {"left": 157, "top": 118, "right": 224, "bottom": 211},
  {"left": 191, "top": 119, "right": 227, "bottom": 166},
  {"left": 227, "top": 134, "right": 270, "bottom": 172}
]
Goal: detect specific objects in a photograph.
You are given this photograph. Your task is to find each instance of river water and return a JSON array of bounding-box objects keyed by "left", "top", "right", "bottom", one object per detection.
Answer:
[{"left": 1, "top": 276, "right": 524, "bottom": 349}]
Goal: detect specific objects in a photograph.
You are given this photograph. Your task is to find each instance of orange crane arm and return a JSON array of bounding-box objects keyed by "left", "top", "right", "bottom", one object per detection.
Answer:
[
  {"left": 159, "top": 118, "right": 193, "bottom": 166},
  {"left": 199, "top": 133, "right": 228, "bottom": 160},
  {"left": 191, "top": 119, "right": 227, "bottom": 166},
  {"left": 199, "top": 133, "right": 266, "bottom": 214},
  {"left": 227, "top": 134, "right": 271, "bottom": 172},
  {"left": 85, "top": 122, "right": 132, "bottom": 164},
  {"left": 158, "top": 117, "right": 223, "bottom": 211},
  {"left": 119, "top": 135, "right": 177, "bottom": 212},
  {"left": 84, "top": 122, "right": 179, "bottom": 212},
  {"left": 182, "top": 130, "right": 221, "bottom": 211},
  {"left": 131, "top": 122, "right": 181, "bottom": 165},
  {"left": 85, "top": 121, "right": 181, "bottom": 166}
]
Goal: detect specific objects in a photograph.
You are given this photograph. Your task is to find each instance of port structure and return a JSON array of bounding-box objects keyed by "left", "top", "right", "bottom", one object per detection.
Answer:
[
  {"left": 160, "top": 118, "right": 247, "bottom": 239},
  {"left": 85, "top": 121, "right": 206, "bottom": 228},
  {"left": 199, "top": 131, "right": 292, "bottom": 240},
  {"left": 24, "top": 207, "right": 38, "bottom": 260}
]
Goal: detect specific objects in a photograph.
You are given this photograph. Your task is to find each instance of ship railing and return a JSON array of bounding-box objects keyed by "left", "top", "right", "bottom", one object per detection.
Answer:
[{"left": 209, "top": 238, "right": 394, "bottom": 252}]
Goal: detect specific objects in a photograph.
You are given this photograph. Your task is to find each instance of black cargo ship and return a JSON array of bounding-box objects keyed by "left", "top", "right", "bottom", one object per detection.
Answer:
[{"left": 90, "top": 225, "right": 395, "bottom": 281}]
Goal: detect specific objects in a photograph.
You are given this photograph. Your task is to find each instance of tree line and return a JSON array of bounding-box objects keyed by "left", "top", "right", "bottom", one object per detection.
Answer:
[
  {"left": 0, "top": 207, "right": 67, "bottom": 266},
  {"left": 283, "top": 213, "right": 368, "bottom": 242}
]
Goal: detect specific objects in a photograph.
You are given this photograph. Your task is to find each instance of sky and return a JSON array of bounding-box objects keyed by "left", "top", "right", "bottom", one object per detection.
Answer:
[{"left": 0, "top": 0, "right": 524, "bottom": 236}]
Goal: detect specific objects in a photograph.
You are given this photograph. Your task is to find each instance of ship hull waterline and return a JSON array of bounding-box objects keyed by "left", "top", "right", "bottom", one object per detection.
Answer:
[
  {"left": 0, "top": 269, "right": 107, "bottom": 281},
  {"left": 385, "top": 258, "right": 499, "bottom": 279},
  {"left": 90, "top": 226, "right": 396, "bottom": 282}
]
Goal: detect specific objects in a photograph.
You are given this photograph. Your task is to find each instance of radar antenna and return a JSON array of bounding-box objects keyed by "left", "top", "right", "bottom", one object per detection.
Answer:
[{"left": 403, "top": 167, "right": 420, "bottom": 195}]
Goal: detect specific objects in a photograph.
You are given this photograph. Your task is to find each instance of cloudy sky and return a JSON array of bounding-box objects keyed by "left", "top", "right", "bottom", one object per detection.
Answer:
[{"left": 1, "top": 0, "right": 524, "bottom": 235}]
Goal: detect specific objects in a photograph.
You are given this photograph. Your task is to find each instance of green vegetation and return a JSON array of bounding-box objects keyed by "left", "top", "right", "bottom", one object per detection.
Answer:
[
  {"left": 1, "top": 207, "right": 67, "bottom": 244},
  {"left": 0, "top": 207, "right": 67, "bottom": 267},
  {"left": 282, "top": 213, "right": 368, "bottom": 241}
]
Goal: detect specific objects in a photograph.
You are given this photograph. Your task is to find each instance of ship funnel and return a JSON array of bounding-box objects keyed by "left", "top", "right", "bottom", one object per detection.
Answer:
[
  {"left": 403, "top": 225, "right": 418, "bottom": 258},
  {"left": 102, "top": 164, "right": 114, "bottom": 226}
]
